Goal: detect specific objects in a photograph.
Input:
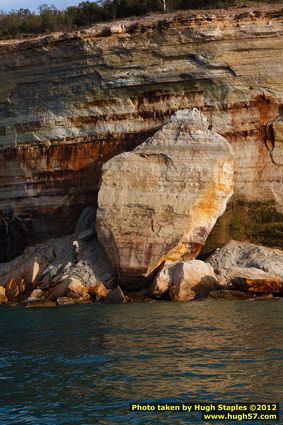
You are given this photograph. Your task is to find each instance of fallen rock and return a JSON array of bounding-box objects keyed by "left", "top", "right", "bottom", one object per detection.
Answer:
[
  {"left": 0, "top": 257, "right": 40, "bottom": 290},
  {"left": 88, "top": 282, "right": 109, "bottom": 301},
  {"left": 63, "top": 260, "right": 99, "bottom": 288},
  {"left": 97, "top": 109, "right": 235, "bottom": 286},
  {"left": 151, "top": 260, "right": 219, "bottom": 301},
  {"left": 75, "top": 207, "right": 96, "bottom": 237},
  {"left": 150, "top": 263, "right": 174, "bottom": 298},
  {"left": 47, "top": 279, "right": 70, "bottom": 300},
  {"left": 19, "top": 295, "right": 45, "bottom": 306},
  {"left": 208, "top": 290, "right": 251, "bottom": 300},
  {"left": 48, "top": 277, "right": 89, "bottom": 300},
  {"left": 37, "top": 282, "right": 52, "bottom": 291},
  {"left": 0, "top": 285, "right": 8, "bottom": 304},
  {"left": 227, "top": 267, "right": 282, "bottom": 294},
  {"left": 104, "top": 286, "right": 127, "bottom": 304},
  {"left": 0, "top": 221, "right": 114, "bottom": 303},
  {"left": 169, "top": 261, "right": 219, "bottom": 301},
  {"left": 30, "top": 289, "right": 44, "bottom": 299},
  {"left": 0, "top": 204, "right": 114, "bottom": 293},
  {"left": 66, "top": 278, "right": 89, "bottom": 299},
  {"left": 40, "top": 264, "right": 65, "bottom": 284},
  {"left": 6, "top": 278, "right": 25, "bottom": 301},
  {"left": 57, "top": 297, "right": 76, "bottom": 306},
  {"left": 206, "top": 240, "right": 283, "bottom": 292}
]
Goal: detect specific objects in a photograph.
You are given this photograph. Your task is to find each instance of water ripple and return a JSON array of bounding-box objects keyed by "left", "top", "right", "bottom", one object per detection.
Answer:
[{"left": 0, "top": 300, "right": 282, "bottom": 424}]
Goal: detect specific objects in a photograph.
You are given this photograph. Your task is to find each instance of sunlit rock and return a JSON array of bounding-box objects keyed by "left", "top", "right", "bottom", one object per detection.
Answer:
[
  {"left": 0, "top": 286, "right": 8, "bottom": 304},
  {"left": 97, "top": 109, "right": 235, "bottom": 285},
  {"left": 151, "top": 260, "right": 219, "bottom": 301},
  {"left": 0, "top": 8, "right": 283, "bottom": 259},
  {"left": 227, "top": 267, "right": 282, "bottom": 294}
]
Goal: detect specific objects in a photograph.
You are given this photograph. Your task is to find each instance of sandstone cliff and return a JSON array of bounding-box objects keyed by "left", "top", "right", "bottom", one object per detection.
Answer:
[
  {"left": 0, "top": 6, "right": 283, "bottom": 260},
  {"left": 97, "top": 109, "right": 235, "bottom": 284}
]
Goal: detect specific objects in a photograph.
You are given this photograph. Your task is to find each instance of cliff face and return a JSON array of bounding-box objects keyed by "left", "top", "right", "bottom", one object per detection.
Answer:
[{"left": 0, "top": 6, "right": 283, "bottom": 260}]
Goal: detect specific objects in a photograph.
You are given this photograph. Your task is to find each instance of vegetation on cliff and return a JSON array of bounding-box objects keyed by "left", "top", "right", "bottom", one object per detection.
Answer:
[{"left": 0, "top": 0, "right": 281, "bottom": 38}]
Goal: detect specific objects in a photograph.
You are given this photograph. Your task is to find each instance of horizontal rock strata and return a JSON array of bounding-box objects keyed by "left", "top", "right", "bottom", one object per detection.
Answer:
[
  {"left": 97, "top": 109, "right": 235, "bottom": 285},
  {"left": 0, "top": 7, "right": 283, "bottom": 259}
]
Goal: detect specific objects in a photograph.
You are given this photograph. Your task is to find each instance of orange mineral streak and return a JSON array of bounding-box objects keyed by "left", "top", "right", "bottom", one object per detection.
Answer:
[
  {"left": 16, "top": 141, "right": 101, "bottom": 172},
  {"left": 145, "top": 168, "right": 235, "bottom": 276},
  {"left": 223, "top": 95, "right": 281, "bottom": 144},
  {"left": 256, "top": 95, "right": 281, "bottom": 124},
  {"left": 246, "top": 279, "right": 281, "bottom": 293}
]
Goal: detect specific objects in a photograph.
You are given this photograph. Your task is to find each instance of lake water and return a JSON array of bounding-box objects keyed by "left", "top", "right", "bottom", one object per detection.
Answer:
[{"left": 0, "top": 300, "right": 282, "bottom": 424}]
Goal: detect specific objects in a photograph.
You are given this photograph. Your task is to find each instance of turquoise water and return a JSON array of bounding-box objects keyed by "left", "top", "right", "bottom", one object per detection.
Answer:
[{"left": 0, "top": 300, "right": 282, "bottom": 424}]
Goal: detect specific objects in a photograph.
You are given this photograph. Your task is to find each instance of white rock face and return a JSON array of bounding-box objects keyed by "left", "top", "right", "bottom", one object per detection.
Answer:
[
  {"left": 151, "top": 260, "right": 219, "bottom": 301},
  {"left": 97, "top": 109, "right": 236, "bottom": 285},
  {"left": 206, "top": 239, "right": 283, "bottom": 283}
]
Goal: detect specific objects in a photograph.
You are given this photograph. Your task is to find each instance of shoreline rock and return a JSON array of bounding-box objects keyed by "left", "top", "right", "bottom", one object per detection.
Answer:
[
  {"left": 206, "top": 240, "right": 283, "bottom": 294},
  {"left": 97, "top": 109, "right": 235, "bottom": 287},
  {"left": 151, "top": 260, "right": 220, "bottom": 301},
  {"left": 0, "top": 286, "right": 8, "bottom": 304},
  {"left": 104, "top": 286, "right": 127, "bottom": 304},
  {"left": 0, "top": 207, "right": 282, "bottom": 306},
  {"left": 227, "top": 267, "right": 282, "bottom": 294}
]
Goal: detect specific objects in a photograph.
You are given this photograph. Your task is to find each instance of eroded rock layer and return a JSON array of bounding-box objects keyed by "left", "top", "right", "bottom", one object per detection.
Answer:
[
  {"left": 97, "top": 109, "right": 235, "bottom": 284},
  {"left": 1, "top": 7, "right": 283, "bottom": 258}
]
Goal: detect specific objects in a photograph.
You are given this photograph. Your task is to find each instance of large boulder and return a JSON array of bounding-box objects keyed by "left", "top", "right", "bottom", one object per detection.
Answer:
[
  {"left": 5, "top": 279, "right": 26, "bottom": 301},
  {"left": 104, "top": 286, "right": 127, "bottom": 304},
  {"left": 57, "top": 297, "right": 76, "bottom": 306},
  {"left": 66, "top": 278, "right": 90, "bottom": 299},
  {"left": 226, "top": 267, "right": 282, "bottom": 294},
  {"left": 47, "top": 277, "right": 89, "bottom": 301},
  {"left": 151, "top": 260, "right": 219, "bottom": 301},
  {"left": 0, "top": 256, "right": 40, "bottom": 290},
  {"left": 97, "top": 109, "right": 235, "bottom": 286},
  {"left": 0, "top": 210, "right": 114, "bottom": 303},
  {"left": 75, "top": 207, "right": 97, "bottom": 241},
  {"left": 88, "top": 282, "right": 109, "bottom": 301},
  {"left": 206, "top": 240, "right": 283, "bottom": 292},
  {"left": 0, "top": 286, "right": 8, "bottom": 304}
]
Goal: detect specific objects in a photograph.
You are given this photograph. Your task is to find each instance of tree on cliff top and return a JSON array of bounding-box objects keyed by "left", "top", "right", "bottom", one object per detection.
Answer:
[
  {"left": 157, "top": 0, "right": 167, "bottom": 12},
  {"left": 0, "top": 0, "right": 281, "bottom": 38}
]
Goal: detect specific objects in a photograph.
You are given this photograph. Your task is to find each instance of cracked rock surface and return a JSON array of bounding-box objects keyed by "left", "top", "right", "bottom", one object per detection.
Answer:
[
  {"left": 1, "top": 7, "right": 283, "bottom": 261},
  {"left": 97, "top": 109, "right": 235, "bottom": 287}
]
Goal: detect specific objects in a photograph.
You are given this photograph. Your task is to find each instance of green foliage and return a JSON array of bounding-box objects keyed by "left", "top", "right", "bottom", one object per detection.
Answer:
[
  {"left": 68, "top": 2, "right": 104, "bottom": 26},
  {"left": 0, "top": 0, "right": 280, "bottom": 38}
]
